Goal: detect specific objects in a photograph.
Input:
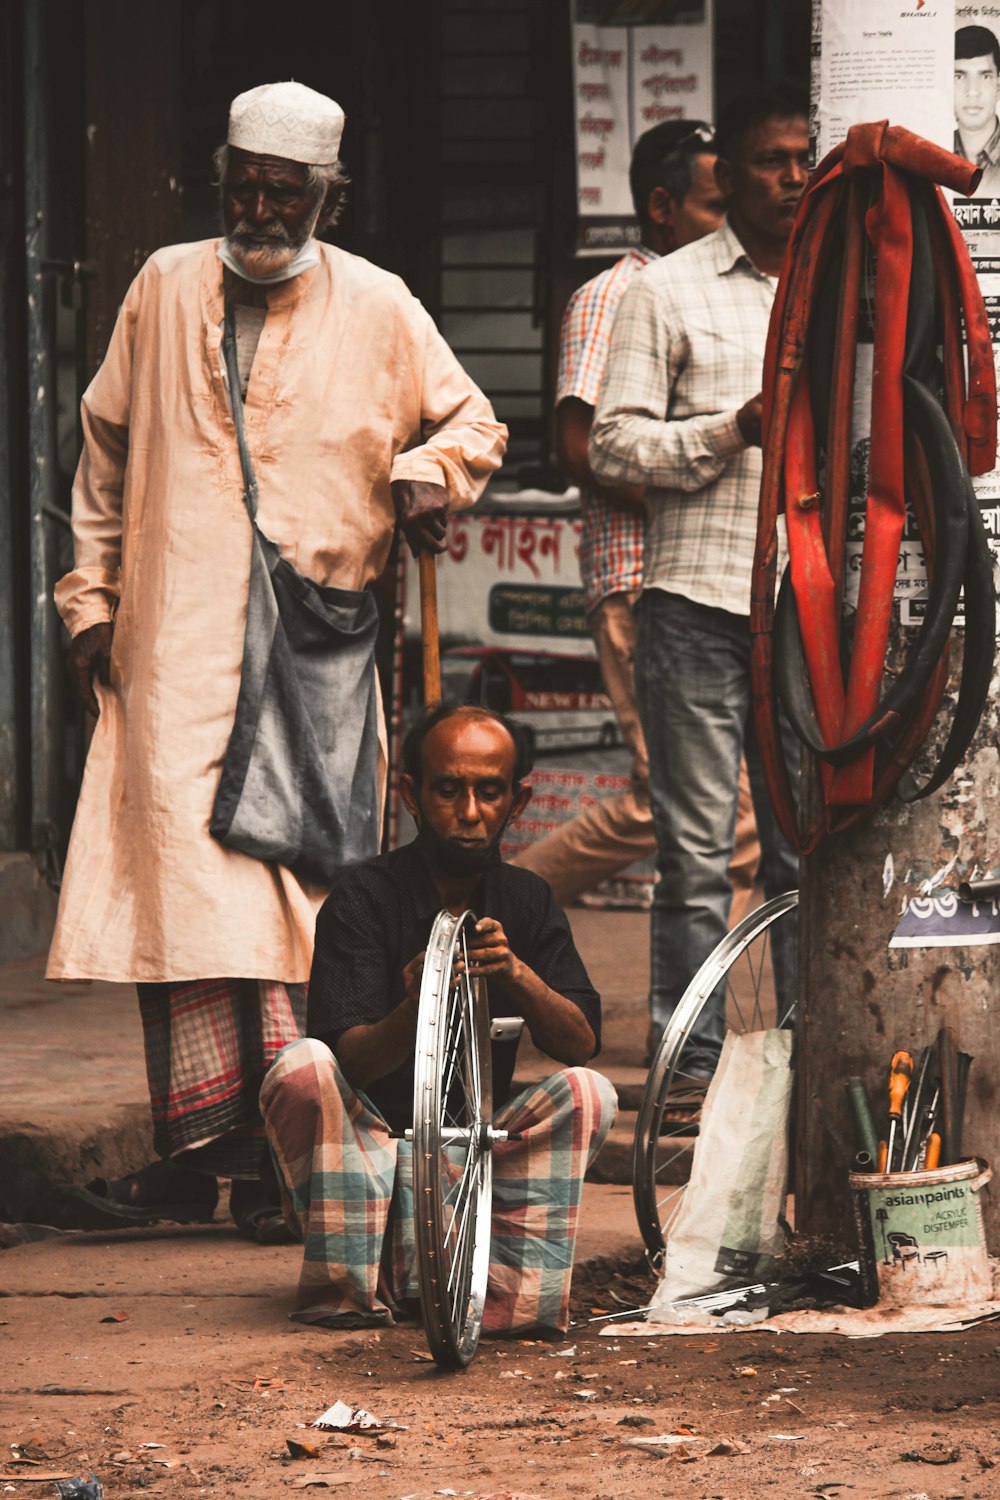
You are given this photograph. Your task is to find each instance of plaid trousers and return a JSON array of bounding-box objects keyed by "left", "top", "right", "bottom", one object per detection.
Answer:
[
  {"left": 137, "top": 979, "right": 307, "bottom": 1178},
  {"left": 260, "top": 1038, "right": 617, "bottom": 1334}
]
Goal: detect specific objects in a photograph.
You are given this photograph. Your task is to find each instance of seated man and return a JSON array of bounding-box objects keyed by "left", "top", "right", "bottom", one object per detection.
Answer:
[{"left": 260, "top": 703, "right": 617, "bottom": 1335}]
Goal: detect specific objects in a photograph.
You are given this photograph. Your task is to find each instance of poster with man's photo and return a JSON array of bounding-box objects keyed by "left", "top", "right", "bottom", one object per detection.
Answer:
[
  {"left": 814, "top": 0, "right": 1000, "bottom": 633},
  {"left": 952, "top": 6, "right": 1000, "bottom": 602},
  {"left": 954, "top": 14, "right": 1000, "bottom": 197}
]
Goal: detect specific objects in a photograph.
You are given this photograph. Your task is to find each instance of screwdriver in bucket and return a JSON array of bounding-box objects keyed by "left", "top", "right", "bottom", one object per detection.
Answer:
[{"left": 886, "top": 1051, "right": 913, "bottom": 1173}]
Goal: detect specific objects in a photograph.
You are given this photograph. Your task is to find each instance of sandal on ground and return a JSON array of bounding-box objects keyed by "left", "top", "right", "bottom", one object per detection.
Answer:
[
  {"left": 292, "top": 1309, "right": 394, "bottom": 1329},
  {"left": 229, "top": 1179, "right": 297, "bottom": 1246},
  {"left": 56, "top": 1160, "right": 218, "bottom": 1230},
  {"left": 659, "top": 1077, "right": 710, "bottom": 1136}
]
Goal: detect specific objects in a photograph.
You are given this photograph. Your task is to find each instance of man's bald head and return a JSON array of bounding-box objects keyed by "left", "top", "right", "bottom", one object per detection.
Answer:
[{"left": 401, "top": 702, "right": 533, "bottom": 791}]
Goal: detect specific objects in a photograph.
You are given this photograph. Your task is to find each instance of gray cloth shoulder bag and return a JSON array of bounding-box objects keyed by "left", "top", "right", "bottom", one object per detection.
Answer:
[{"left": 209, "top": 301, "right": 381, "bottom": 883}]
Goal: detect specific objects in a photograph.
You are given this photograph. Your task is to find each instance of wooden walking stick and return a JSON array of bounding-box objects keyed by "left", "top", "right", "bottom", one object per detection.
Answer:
[{"left": 418, "top": 551, "right": 442, "bottom": 705}]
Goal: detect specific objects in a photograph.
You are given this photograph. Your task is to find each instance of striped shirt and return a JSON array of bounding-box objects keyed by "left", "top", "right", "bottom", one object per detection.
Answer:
[
  {"left": 589, "top": 220, "right": 785, "bottom": 617},
  {"left": 556, "top": 246, "right": 656, "bottom": 610},
  {"left": 954, "top": 120, "right": 1000, "bottom": 197}
]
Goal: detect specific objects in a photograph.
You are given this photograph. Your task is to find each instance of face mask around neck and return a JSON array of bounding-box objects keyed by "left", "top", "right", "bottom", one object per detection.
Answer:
[{"left": 413, "top": 817, "right": 507, "bottom": 878}]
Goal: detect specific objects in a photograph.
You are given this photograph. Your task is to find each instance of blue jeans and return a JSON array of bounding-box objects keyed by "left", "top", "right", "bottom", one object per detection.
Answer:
[{"left": 634, "top": 590, "right": 800, "bottom": 1076}]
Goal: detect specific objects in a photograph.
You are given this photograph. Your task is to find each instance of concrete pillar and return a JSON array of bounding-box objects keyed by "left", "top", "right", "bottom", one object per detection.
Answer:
[
  {"left": 799, "top": 15, "right": 1000, "bottom": 1248},
  {"left": 797, "top": 685, "right": 1000, "bottom": 1246}
]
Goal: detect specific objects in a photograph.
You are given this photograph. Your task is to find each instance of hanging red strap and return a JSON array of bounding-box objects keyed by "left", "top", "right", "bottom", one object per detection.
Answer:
[{"left": 751, "top": 121, "right": 997, "bottom": 853}]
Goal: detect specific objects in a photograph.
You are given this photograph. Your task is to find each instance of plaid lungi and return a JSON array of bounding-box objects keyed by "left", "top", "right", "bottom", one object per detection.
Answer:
[
  {"left": 260, "top": 1038, "right": 617, "bottom": 1334},
  {"left": 137, "top": 979, "right": 307, "bottom": 1179}
]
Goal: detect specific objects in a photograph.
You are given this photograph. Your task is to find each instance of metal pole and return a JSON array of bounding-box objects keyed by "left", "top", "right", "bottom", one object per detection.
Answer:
[
  {"left": 0, "top": 3, "right": 23, "bottom": 850},
  {"left": 23, "top": 0, "right": 62, "bottom": 862}
]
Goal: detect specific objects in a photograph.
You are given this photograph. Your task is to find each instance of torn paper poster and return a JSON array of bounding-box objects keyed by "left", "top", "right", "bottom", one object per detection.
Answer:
[{"left": 889, "top": 889, "right": 1000, "bottom": 948}]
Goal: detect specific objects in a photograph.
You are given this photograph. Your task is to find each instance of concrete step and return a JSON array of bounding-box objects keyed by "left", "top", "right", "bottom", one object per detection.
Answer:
[
  {"left": 0, "top": 1106, "right": 153, "bottom": 1224},
  {"left": 511, "top": 1063, "right": 652, "bottom": 1113},
  {"left": 601, "top": 1064, "right": 650, "bottom": 1111},
  {"left": 0, "top": 854, "right": 57, "bottom": 962},
  {"left": 585, "top": 1109, "right": 695, "bottom": 1187}
]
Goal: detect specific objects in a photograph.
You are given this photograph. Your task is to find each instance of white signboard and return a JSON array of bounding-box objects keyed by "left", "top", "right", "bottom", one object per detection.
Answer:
[{"left": 571, "top": 1, "right": 714, "bottom": 256}]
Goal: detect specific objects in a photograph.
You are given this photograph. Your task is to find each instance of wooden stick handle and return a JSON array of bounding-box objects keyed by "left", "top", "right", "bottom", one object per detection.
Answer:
[{"left": 418, "top": 550, "right": 441, "bottom": 705}]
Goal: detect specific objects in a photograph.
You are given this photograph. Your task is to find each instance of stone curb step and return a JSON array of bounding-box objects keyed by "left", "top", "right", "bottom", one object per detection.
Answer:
[
  {"left": 511, "top": 1065, "right": 651, "bottom": 1113},
  {"left": 585, "top": 1110, "right": 694, "bottom": 1187},
  {"left": 0, "top": 1106, "right": 153, "bottom": 1224},
  {"left": 3, "top": 1073, "right": 684, "bottom": 1220}
]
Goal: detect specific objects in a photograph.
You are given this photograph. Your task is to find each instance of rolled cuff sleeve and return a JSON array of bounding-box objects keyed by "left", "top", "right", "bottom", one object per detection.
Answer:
[
  {"left": 54, "top": 568, "right": 121, "bottom": 637},
  {"left": 590, "top": 406, "right": 748, "bottom": 493},
  {"left": 587, "top": 270, "right": 751, "bottom": 495},
  {"left": 389, "top": 312, "right": 507, "bottom": 509}
]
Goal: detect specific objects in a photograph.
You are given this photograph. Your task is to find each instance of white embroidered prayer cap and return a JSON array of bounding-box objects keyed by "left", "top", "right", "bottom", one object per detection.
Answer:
[{"left": 227, "top": 81, "right": 345, "bottom": 165}]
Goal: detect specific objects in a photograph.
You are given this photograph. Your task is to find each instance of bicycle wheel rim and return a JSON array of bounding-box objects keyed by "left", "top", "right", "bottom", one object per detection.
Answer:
[
  {"left": 632, "top": 890, "right": 799, "bottom": 1264},
  {"left": 413, "top": 909, "right": 494, "bottom": 1367}
]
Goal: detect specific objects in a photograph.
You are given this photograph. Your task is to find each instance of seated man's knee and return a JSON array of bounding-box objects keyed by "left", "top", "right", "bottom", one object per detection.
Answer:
[
  {"left": 558, "top": 1066, "right": 619, "bottom": 1133},
  {"left": 260, "top": 1037, "right": 337, "bottom": 1116}
]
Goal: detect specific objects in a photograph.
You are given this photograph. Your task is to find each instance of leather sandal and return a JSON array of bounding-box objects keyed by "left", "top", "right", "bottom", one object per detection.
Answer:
[
  {"left": 55, "top": 1161, "right": 218, "bottom": 1230},
  {"left": 229, "top": 1179, "right": 297, "bottom": 1246},
  {"left": 659, "top": 1078, "right": 709, "bottom": 1136}
]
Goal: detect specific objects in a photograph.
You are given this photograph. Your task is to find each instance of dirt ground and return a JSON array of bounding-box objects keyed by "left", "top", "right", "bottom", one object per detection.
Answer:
[
  {"left": 4, "top": 909, "right": 998, "bottom": 1496},
  {"left": 3, "top": 1227, "right": 999, "bottom": 1500}
]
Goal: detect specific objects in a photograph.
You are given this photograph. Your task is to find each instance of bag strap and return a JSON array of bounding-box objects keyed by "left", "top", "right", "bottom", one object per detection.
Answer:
[{"left": 223, "top": 300, "right": 259, "bottom": 521}]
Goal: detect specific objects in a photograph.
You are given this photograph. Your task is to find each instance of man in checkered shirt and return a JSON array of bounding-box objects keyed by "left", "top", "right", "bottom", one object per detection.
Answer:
[
  {"left": 589, "top": 85, "right": 809, "bottom": 1095},
  {"left": 515, "top": 121, "right": 758, "bottom": 935}
]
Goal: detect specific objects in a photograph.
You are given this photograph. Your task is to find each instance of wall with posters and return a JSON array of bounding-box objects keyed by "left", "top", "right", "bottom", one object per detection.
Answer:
[
  {"left": 952, "top": 2, "right": 1000, "bottom": 598},
  {"left": 571, "top": 0, "right": 714, "bottom": 256},
  {"left": 801, "top": 0, "right": 1000, "bottom": 1250},
  {"left": 813, "top": 0, "right": 1000, "bottom": 632}
]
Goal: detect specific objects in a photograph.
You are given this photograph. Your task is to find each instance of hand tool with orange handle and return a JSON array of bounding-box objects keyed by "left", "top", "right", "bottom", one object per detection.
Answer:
[
  {"left": 911, "top": 1091, "right": 938, "bottom": 1172},
  {"left": 886, "top": 1050, "right": 913, "bottom": 1172},
  {"left": 900, "top": 1045, "right": 931, "bottom": 1167},
  {"left": 911, "top": 1092, "right": 941, "bottom": 1170}
]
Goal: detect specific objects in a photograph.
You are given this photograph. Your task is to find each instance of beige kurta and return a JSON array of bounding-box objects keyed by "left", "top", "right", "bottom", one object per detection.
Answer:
[{"left": 47, "top": 240, "right": 506, "bottom": 983}]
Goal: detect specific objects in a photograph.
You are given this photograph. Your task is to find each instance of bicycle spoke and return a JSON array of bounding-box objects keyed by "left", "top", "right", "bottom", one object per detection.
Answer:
[
  {"left": 440, "top": 992, "right": 465, "bottom": 1108},
  {"left": 444, "top": 1143, "right": 478, "bottom": 1231},
  {"left": 747, "top": 926, "right": 771, "bottom": 1029},
  {"left": 447, "top": 1157, "right": 480, "bottom": 1297},
  {"left": 448, "top": 1167, "right": 482, "bottom": 1326},
  {"left": 727, "top": 981, "right": 750, "bottom": 1035}
]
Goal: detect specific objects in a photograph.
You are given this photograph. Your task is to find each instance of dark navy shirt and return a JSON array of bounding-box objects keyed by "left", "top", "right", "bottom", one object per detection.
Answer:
[{"left": 307, "top": 841, "right": 601, "bottom": 1130}]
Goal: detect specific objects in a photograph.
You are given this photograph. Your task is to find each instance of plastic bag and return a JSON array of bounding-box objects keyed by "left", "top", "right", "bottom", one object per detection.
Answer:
[{"left": 648, "top": 1028, "right": 793, "bottom": 1315}]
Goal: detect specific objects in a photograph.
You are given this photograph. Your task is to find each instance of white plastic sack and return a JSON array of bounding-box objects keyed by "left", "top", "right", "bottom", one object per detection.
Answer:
[{"left": 648, "top": 1028, "right": 793, "bottom": 1315}]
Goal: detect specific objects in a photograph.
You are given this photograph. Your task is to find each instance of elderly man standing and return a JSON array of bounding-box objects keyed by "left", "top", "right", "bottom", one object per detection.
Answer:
[
  {"left": 513, "top": 121, "right": 759, "bottom": 969},
  {"left": 49, "top": 82, "right": 506, "bottom": 1238},
  {"left": 589, "top": 85, "right": 808, "bottom": 1119}
]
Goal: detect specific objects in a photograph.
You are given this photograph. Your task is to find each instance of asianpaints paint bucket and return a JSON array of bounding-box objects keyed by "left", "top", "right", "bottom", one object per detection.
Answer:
[{"left": 849, "top": 1157, "right": 993, "bottom": 1309}]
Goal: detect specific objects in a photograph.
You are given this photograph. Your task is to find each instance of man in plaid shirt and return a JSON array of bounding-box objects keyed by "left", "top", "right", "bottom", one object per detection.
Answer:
[
  {"left": 514, "top": 121, "right": 759, "bottom": 942},
  {"left": 590, "top": 85, "right": 809, "bottom": 1102}
]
